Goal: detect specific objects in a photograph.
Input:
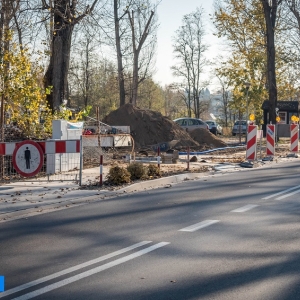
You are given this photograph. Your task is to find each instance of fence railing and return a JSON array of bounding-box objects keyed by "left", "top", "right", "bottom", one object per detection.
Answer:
[{"left": 0, "top": 139, "right": 81, "bottom": 184}]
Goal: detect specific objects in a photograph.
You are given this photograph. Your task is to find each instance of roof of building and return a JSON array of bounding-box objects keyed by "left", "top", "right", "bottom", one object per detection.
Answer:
[{"left": 262, "top": 100, "right": 300, "bottom": 111}]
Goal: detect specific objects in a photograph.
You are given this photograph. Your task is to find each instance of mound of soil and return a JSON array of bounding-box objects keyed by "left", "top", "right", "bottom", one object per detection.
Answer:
[
  {"left": 103, "top": 104, "right": 199, "bottom": 150},
  {"left": 189, "top": 128, "right": 227, "bottom": 149}
]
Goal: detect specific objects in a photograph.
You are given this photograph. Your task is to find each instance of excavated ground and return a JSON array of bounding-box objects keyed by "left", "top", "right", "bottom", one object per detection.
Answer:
[{"left": 82, "top": 104, "right": 293, "bottom": 188}]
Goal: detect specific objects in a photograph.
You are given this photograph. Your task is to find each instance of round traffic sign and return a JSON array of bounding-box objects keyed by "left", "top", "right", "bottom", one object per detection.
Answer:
[{"left": 12, "top": 140, "right": 43, "bottom": 177}]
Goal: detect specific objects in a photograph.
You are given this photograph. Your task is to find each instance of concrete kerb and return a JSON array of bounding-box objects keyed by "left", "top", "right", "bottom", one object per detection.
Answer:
[{"left": 118, "top": 172, "right": 206, "bottom": 193}]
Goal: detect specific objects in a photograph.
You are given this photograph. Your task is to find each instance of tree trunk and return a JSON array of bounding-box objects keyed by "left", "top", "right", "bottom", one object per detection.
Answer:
[
  {"left": 261, "top": 0, "right": 281, "bottom": 124},
  {"left": 131, "top": 52, "right": 139, "bottom": 106},
  {"left": 0, "top": 0, "right": 13, "bottom": 141},
  {"left": 114, "top": 0, "right": 126, "bottom": 107},
  {"left": 43, "top": 0, "right": 99, "bottom": 112},
  {"left": 44, "top": 24, "right": 73, "bottom": 111}
]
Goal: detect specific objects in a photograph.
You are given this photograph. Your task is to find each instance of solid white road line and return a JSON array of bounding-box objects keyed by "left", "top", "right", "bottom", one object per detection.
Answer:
[
  {"left": 275, "top": 188, "right": 300, "bottom": 200},
  {"left": 179, "top": 220, "right": 220, "bottom": 232},
  {"left": 262, "top": 185, "right": 300, "bottom": 199},
  {"left": 231, "top": 204, "right": 259, "bottom": 213},
  {"left": 0, "top": 241, "right": 152, "bottom": 299},
  {"left": 12, "top": 242, "right": 169, "bottom": 300}
]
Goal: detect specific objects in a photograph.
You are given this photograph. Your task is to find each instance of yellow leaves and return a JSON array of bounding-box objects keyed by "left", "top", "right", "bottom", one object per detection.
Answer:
[
  {"left": 0, "top": 41, "right": 53, "bottom": 139},
  {"left": 45, "top": 86, "right": 53, "bottom": 95}
]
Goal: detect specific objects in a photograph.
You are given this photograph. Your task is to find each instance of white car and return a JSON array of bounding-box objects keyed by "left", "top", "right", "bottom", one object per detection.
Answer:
[{"left": 173, "top": 117, "right": 209, "bottom": 132}]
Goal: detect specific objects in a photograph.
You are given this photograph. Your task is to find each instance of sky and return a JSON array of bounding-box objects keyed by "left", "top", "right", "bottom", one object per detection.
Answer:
[{"left": 153, "top": 0, "right": 220, "bottom": 89}]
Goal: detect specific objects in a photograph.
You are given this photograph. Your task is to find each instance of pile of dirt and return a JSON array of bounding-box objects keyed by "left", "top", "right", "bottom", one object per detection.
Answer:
[
  {"left": 189, "top": 128, "right": 227, "bottom": 149},
  {"left": 103, "top": 104, "right": 200, "bottom": 150},
  {"left": 103, "top": 104, "right": 229, "bottom": 151}
]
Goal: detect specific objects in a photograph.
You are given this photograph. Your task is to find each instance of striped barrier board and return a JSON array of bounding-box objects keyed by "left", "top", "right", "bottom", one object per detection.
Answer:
[
  {"left": 246, "top": 125, "right": 258, "bottom": 161},
  {"left": 290, "top": 124, "right": 299, "bottom": 153},
  {"left": 266, "top": 124, "right": 275, "bottom": 156},
  {"left": 0, "top": 140, "right": 80, "bottom": 155}
]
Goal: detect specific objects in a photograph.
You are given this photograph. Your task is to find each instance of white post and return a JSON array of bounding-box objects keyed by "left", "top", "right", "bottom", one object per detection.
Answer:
[{"left": 79, "top": 135, "right": 83, "bottom": 186}]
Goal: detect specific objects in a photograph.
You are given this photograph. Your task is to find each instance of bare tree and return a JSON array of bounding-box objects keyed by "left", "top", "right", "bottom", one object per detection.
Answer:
[
  {"left": 114, "top": 0, "right": 128, "bottom": 107},
  {"left": 216, "top": 75, "right": 231, "bottom": 127},
  {"left": 127, "top": 1, "right": 156, "bottom": 106},
  {"left": 285, "top": 1, "right": 300, "bottom": 69},
  {"left": 69, "top": 35, "right": 98, "bottom": 109},
  {"left": 103, "top": 0, "right": 157, "bottom": 107},
  {"left": 172, "top": 7, "right": 209, "bottom": 118}
]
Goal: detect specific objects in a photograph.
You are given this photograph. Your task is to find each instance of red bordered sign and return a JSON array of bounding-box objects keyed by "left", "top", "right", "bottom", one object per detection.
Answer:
[{"left": 12, "top": 140, "right": 43, "bottom": 177}]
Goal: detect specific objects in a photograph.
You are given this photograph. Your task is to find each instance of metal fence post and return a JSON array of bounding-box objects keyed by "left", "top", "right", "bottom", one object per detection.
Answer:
[
  {"left": 79, "top": 135, "right": 83, "bottom": 186},
  {"left": 187, "top": 147, "right": 190, "bottom": 170},
  {"left": 99, "top": 155, "right": 103, "bottom": 186},
  {"left": 157, "top": 147, "right": 161, "bottom": 169}
]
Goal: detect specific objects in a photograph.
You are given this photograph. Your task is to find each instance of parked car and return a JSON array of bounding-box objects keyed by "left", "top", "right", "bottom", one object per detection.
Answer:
[
  {"left": 173, "top": 117, "right": 209, "bottom": 132},
  {"left": 232, "top": 120, "right": 247, "bottom": 136},
  {"left": 205, "top": 120, "right": 222, "bottom": 135}
]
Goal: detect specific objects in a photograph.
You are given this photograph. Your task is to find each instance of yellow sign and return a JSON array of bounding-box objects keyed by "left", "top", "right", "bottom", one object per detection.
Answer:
[
  {"left": 276, "top": 116, "right": 280, "bottom": 122},
  {"left": 249, "top": 114, "right": 255, "bottom": 121}
]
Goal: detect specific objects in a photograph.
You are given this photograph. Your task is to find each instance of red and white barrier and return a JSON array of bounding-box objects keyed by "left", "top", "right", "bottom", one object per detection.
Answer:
[
  {"left": 266, "top": 124, "right": 275, "bottom": 156},
  {"left": 290, "top": 124, "right": 299, "bottom": 153},
  {"left": 0, "top": 140, "right": 80, "bottom": 155},
  {"left": 246, "top": 125, "right": 258, "bottom": 161}
]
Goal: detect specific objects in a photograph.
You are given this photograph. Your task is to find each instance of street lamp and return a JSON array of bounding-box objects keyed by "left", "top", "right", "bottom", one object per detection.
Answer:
[{"left": 244, "top": 82, "right": 251, "bottom": 142}]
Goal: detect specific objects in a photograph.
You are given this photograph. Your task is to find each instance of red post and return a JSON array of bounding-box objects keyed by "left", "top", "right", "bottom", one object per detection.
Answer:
[
  {"left": 187, "top": 147, "right": 190, "bottom": 170},
  {"left": 99, "top": 155, "right": 103, "bottom": 186},
  {"left": 157, "top": 147, "right": 160, "bottom": 169}
]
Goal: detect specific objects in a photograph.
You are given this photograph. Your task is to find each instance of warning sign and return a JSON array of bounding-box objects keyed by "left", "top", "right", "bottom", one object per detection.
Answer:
[{"left": 12, "top": 140, "right": 43, "bottom": 177}]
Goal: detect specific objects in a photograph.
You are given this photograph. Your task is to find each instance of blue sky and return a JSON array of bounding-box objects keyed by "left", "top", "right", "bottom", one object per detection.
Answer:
[{"left": 154, "top": 0, "right": 219, "bottom": 88}]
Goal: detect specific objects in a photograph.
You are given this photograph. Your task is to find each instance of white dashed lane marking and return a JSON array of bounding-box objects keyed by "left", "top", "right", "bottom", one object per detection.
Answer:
[
  {"left": 275, "top": 188, "right": 300, "bottom": 200},
  {"left": 179, "top": 220, "right": 220, "bottom": 232},
  {"left": 262, "top": 185, "right": 300, "bottom": 200},
  {"left": 0, "top": 241, "right": 153, "bottom": 299},
  {"left": 231, "top": 204, "right": 259, "bottom": 213},
  {"left": 12, "top": 242, "right": 169, "bottom": 300}
]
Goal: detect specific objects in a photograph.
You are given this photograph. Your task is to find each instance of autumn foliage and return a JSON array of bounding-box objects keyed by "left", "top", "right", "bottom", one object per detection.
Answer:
[{"left": 0, "top": 40, "right": 53, "bottom": 139}]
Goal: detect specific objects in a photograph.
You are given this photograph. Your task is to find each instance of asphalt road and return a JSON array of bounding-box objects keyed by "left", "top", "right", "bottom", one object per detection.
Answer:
[{"left": 1, "top": 161, "right": 300, "bottom": 300}]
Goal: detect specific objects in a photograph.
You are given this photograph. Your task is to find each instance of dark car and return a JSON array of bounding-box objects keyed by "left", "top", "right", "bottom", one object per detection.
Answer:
[
  {"left": 205, "top": 120, "right": 222, "bottom": 135},
  {"left": 232, "top": 120, "right": 247, "bottom": 136},
  {"left": 173, "top": 117, "right": 209, "bottom": 132}
]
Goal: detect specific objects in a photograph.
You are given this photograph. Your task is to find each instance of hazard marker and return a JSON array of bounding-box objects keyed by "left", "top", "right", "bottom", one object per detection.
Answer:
[
  {"left": 266, "top": 124, "right": 275, "bottom": 156},
  {"left": 246, "top": 125, "right": 258, "bottom": 161},
  {"left": 290, "top": 124, "right": 299, "bottom": 153}
]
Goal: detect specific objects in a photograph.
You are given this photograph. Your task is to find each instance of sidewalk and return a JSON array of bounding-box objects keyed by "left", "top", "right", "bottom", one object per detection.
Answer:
[{"left": 0, "top": 154, "right": 297, "bottom": 223}]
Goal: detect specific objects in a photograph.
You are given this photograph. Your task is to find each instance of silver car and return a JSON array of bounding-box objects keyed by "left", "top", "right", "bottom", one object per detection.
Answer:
[
  {"left": 205, "top": 120, "right": 223, "bottom": 135},
  {"left": 173, "top": 117, "right": 209, "bottom": 132},
  {"left": 232, "top": 120, "right": 247, "bottom": 136}
]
